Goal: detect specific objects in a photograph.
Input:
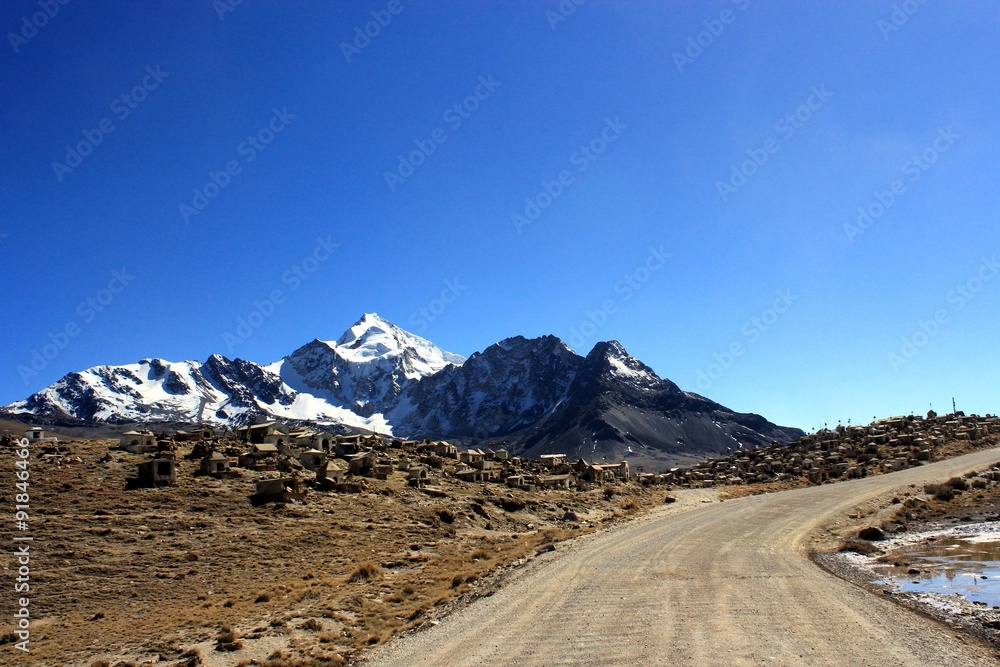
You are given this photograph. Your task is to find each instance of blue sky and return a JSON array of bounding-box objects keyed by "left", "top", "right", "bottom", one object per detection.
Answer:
[{"left": 2, "top": 1, "right": 998, "bottom": 431}]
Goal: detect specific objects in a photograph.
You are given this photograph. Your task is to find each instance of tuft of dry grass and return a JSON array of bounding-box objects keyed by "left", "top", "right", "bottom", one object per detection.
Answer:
[
  {"left": 946, "top": 476, "right": 970, "bottom": 491},
  {"left": 924, "top": 483, "right": 954, "bottom": 501},
  {"left": 348, "top": 562, "right": 383, "bottom": 583},
  {"left": 299, "top": 617, "right": 323, "bottom": 632}
]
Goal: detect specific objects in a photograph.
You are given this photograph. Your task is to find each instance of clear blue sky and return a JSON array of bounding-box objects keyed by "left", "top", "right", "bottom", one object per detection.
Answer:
[{"left": 2, "top": 1, "right": 998, "bottom": 431}]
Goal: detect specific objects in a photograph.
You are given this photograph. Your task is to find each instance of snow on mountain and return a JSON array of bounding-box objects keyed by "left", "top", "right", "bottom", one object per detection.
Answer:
[
  {"left": 279, "top": 313, "right": 465, "bottom": 417},
  {"left": 10, "top": 357, "right": 236, "bottom": 424},
  {"left": 335, "top": 312, "right": 465, "bottom": 374},
  {"left": 592, "top": 340, "right": 662, "bottom": 391},
  {"left": 7, "top": 313, "right": 463, "bottom": 431}
]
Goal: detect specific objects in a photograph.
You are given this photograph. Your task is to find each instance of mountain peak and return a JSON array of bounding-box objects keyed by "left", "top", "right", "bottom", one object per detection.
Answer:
[
  {"left": 586, "top": 340, "right": 663, "bottom": 387},
  {"left": 591, "top": 340, "right": 628, "bottom": 358},
  {"left": 332, "top": 314, "right": 465, "bottom": 367},
  {"left": 587, "top": 340, "right": 637, "bottom": 365},
  {"left": 337, "top": 312, "right": 395, "bottom": 346}
]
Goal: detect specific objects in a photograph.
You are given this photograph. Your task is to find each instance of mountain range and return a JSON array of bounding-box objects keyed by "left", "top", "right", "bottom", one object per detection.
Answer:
[{"left": 6, "top": 313, "right": 803, "bottom": 465}]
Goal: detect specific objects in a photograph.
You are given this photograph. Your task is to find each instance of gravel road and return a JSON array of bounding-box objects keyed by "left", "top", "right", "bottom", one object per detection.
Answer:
[{"left": 364, "top": 447, "right": 1000, "bottom": 666}]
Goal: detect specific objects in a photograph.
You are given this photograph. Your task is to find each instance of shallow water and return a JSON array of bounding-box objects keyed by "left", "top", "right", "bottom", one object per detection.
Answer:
[{"left": 875, "top": 530, "right": 1000, "bottom": 607}]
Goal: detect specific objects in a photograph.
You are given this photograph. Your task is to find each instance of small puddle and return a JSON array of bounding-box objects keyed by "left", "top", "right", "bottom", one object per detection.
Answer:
[{"left": 873, "top": 524, "right": 1000, "bottom": 607}]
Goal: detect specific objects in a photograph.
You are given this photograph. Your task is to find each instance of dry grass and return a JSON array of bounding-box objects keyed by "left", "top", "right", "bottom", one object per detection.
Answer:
[
  {"left": 0, "top": 437, "right": 671, "bottom": 666},
  {"left": 925, "top": 483, "right": 955, "bottom": 501}
]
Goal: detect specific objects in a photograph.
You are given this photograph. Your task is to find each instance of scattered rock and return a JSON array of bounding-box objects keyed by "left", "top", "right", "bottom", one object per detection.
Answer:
[
  {"left": 497, "top": 498, "right": 526, "bottom": 512},
  {"left": 858, "top": 527, "right": 886, "bottom": 541}
]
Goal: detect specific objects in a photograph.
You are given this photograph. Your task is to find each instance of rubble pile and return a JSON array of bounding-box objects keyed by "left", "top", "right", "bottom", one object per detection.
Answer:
[{"left": 665, "top": 412, "right": 1000, "bottom": 489}]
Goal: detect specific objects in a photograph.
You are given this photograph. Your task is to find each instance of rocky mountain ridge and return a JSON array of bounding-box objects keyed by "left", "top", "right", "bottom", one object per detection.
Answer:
[{"left": 7, "top": 313, "right": 803, "bottom": 462}]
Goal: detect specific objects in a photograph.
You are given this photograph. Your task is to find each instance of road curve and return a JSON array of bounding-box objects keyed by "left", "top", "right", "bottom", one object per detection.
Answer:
[{"left": 364, "top": 447, "right": 1000, "bottom": 666}]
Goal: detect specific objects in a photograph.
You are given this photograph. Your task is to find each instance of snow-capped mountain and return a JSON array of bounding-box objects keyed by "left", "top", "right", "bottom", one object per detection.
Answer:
[
  {"left": 6, "top": 313, "right": 803, "bottom": 461},
  {"left": 7, "top": 313, "right": 461, "bottom": 432},
  {"left": 268, "top": 313, "right": 465, "bottom": 417}
]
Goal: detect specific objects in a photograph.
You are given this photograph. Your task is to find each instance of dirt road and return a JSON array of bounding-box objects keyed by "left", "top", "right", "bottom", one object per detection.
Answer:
[{"left": 365, "top": 447, "right": 1000, "bottom": 666}]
